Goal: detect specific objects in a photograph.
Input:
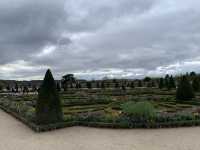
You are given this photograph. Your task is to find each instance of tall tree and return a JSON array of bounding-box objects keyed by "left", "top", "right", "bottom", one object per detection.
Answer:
[
  {"left": 164, "top": 74, "right": 169, "bottom": 89},
  {"left": 96, "top": 82, "right": 100, "bottom": 88},
  {"left": 130, "top": 82, "right": 135, "bottom": 88},
  {"left": 176, "top": 76, "right": 194, "bottom": 101},
  {"left": 138, "top": 80, "right": 142, "bottom": 87},
  {"left": 159, "top": 78, "right": 164, "bottom": 89},
  {"left": 36, "top": 69, "right": 63, "bottom": 125},
  {"left": 115, "top": 82, "right": 119, "bottom": 88},
  {"left": 168, "top": 75, "right": 176, "bottom": 89},
  {"left": 192, "top": 77, "right": 200, "bottom": 92},
  {"left": 61, "top": 74, "right": 76, "bottom": 91},
  {"left": 101, "top": 81, "right": 105, "bottom": 89}
]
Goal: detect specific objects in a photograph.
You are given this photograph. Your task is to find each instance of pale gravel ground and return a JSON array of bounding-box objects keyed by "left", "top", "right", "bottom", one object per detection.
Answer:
[{"left": 0, "top": 109, "right": 200, "bottom": 150}]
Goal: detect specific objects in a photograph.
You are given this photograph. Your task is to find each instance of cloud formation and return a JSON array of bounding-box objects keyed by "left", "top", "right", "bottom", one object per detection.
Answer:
[{"left": 0, "top": 0, "right": 200, "bottom": 80}]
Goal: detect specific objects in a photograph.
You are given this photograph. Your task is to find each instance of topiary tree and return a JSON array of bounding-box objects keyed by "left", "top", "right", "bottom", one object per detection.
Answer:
[
  {"left": 164, "top": 74, "right": 169, "bottom": 89},
  {"left": 158, "top": 78, "right": 164, "bottom": 89},
  {"left": 130, "top": 81, "right": 135, "bottom": 88},
  {"left": 192, "top": 76, "right": 200, "bottom": 92},
  {"left": 176, "top": 76, "right": 194, "bottom": 101},
  {"left": 115, "top": 82, "right": 120, "bottom": 88},
  {"left": 168, "top": 75, "right": 176, "bottom": 90},
  {"left": 86, "top": 81, "right": 92, "bottom": 89},
  {"left": 138, "top": 80, "right": 142, "bottom": 87},
  {"left": 36, "top": 69, "right": 63, "bottom": 125}
]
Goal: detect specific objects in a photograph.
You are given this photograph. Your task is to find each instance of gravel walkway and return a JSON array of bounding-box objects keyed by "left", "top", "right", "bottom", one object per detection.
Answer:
[{"left": 0, "top": 109, "right": 199, "bottom": 150}]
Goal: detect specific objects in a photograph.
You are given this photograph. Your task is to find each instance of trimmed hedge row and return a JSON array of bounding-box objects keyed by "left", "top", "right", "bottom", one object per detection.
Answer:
[
  {"left": 1, "top": 103, "right": 200, "bottom": 132},
  {"left": 2, "top": 106, "right": 200, "bottom": 132},
  {"left": 0, "top": 104, "right": 77, "bottom": 132}
]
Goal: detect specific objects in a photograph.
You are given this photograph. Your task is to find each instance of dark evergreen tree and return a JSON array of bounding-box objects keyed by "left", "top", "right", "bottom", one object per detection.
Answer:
[
  {"left": 86, "top": 81, "right": 92, "bottom": 89},
  {"left": 96, "top": 82, "right": 100, "bottom": 88},
  {"left": 159, "top": 78, "right": 164, "bottom": 89},
  {"left": 130, "top": 82, "right": 135, "bottom": 88},
  {"left": 190, "top": 71, "right": 196, "bottom": 77},
  {"left": 11, "top": 88, "right": 15, "bottom": 93},
  {"left": 6, "top": 85, "right": 10, "bottom": 91},
  {"left": 115, "top": 82, "right": 119, "bottom": 88},
  {"left": 192, "top": 77, "right": 200, "bottom": 92},
  {"left": 164, "top": 74, "right": 169, "bottom": 89},
  {"left": 168, "top": 75, "right": 176, "bottom": 89},
  {"left": 122, "top": 84, "right": 126, "bottom": 91},
  {"left": 138, "top": 80, "right": 142, "bottom": 87},
  {"left": 101, "top": 81, "right": 105, "bottom": 89},
  {"left": 61, "top": 74, "right": 76, "bottom": 91},
  {"left": 143, "top": 77, "right": 151, "bottom": 82},
  {"left": 176, "top": 76, "right": 194, "bottom": 101},
  {"left": 36, "top": 69, "right": 63, "bottom": 125}
]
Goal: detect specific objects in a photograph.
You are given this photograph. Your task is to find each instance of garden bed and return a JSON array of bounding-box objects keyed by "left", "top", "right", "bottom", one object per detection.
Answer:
[{"left": 1, "top": 88, "right": 200, "bottom": 132}]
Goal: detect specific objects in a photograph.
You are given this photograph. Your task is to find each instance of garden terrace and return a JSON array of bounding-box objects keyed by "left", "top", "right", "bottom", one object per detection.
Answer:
[{"left": 1, "top": 88, "right": 200, "bottom": 132}]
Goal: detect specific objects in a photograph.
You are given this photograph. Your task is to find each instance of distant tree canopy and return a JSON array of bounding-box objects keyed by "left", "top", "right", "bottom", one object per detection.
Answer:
[
  {"left": 61, "top": 74, "right": 76, "bottom": 90},
  {"left": 176, "top": 76, "right": 194, "bottom": 101},
  {"left": 190, "top": 71, "right": 196, "bottom": 77},
  {"left": 36, "top": 69, "right": 63, "bottom": 125},
  {"left": 143, "top": 77, "right": 151, "bottom": 82}
]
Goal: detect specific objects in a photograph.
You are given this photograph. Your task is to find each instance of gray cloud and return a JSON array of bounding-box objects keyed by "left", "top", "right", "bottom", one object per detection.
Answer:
[{"left": 0, "top": 0, "right": 200, "bottom": 80}]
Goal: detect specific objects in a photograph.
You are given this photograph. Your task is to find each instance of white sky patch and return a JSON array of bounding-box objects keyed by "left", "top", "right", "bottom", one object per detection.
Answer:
[
  {"left": 35, "top": 45, "right": 56, "bottom": 57},
  {"left": 71, "top": 60, "right": 200, "bottom": 80},
  {"left": 0, "top": 60, "right": 49, "bottom": 80}
]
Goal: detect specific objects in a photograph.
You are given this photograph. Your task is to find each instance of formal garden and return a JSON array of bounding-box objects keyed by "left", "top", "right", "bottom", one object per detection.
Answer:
[{"left": 0, "top": 70, "right": 200, "bottom": 132}]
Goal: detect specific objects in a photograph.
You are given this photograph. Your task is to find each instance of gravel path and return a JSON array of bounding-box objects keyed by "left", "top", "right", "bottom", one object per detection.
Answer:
[{"left": 0, "top": 109, "right": 200, "bottom": 150}]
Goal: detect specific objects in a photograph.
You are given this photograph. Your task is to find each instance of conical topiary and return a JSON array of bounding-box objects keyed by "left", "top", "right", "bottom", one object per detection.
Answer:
[
  {"left": 192, "top": 76, "right": 200, "bottom": 92},
  {"left": 176, "top": 76, "right": 194, "bottom": 101},
  {"left": 36, "top": 69, "right": 63, "bottom": 124}
]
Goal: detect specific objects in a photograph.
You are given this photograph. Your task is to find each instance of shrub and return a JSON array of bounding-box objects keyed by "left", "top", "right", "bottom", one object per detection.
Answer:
[
  {"left": 36, "top": 69, "right": 63, "bottom": 125},
  {"left": 176, "top": 76, "right": 194, "bottom": 101},
  {"left": 121, "top": 101, "right": 156, "bottom": 121},
  {"left": 192, "top": 77, "right": 200, "bottom": 92}
]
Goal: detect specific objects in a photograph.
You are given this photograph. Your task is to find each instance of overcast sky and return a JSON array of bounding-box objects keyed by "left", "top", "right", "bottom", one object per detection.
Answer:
[{"left": 0, "top": 0, "right": 200, "bottom": 80}]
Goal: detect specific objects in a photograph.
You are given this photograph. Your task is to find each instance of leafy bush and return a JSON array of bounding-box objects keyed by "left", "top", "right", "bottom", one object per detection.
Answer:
[{"left": 121, "top": 101, "right": 156, "bottom": 121}]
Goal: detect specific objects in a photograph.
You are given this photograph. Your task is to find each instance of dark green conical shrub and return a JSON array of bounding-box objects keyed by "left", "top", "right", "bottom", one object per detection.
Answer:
[
  {"left": 176, "top": 76, "right": 194, "bottom": 101},
  {"left": 158, "top": 78, "right": 164, "bottom": 89},
  {"left": 192, "top": 77, "right": 200, "bottom": 92},
  {"left": 36, "top": 69, "right": 63, "bottom": 125},
  {"left": 168, "top": 75, "right": 176, "bottom": 90}
]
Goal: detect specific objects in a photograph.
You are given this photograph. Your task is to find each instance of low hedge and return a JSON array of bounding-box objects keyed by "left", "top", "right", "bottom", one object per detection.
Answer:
[{"left": 1, "top": 103, "right": 200, "bottom": 132}]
